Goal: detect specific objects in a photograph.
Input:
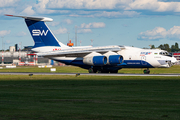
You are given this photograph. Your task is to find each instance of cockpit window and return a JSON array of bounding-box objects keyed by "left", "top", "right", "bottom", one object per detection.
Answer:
[{"left": 159, "top": 52, "right": 172, "bottom": 57}]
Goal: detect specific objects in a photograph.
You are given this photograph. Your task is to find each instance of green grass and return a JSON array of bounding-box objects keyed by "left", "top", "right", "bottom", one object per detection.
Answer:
[
  {"left": 0, "top": 75, "right": 180, "bottom": 120},
  {"left": 1, "top": 65, "right": 180, "bottom": 74}
]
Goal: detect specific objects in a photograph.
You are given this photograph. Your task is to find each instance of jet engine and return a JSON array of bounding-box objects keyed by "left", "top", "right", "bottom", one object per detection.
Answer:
[
  {"left": 108, "top": 55, "right": 123, "bottom": 65},
  {"left": 104, "top": 51, "right": 123, "bottom": 65},
  {"left": 83, "top": 52, "right": 107, "bottom": 66},
  {"left": 83, "top": 56, "right": 107, "bottom": 66}
]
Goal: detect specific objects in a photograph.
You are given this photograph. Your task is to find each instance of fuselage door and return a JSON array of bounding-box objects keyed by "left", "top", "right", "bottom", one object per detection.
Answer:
[{"left": 141, "top": 56, "right": 147, "bottom": 65}]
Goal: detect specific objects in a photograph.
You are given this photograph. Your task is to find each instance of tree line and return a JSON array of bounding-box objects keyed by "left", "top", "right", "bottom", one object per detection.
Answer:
[{"left": 151, "top": 42, "right": 179, "bottom": 52}]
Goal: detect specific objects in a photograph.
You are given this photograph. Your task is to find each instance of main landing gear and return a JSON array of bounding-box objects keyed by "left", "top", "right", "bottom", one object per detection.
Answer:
[
  {"left": 98, "top": 70, "right": 118, "bottom": 73},
  {"left": 88, "top": 68, "right": 118, "bottom": 73},
  {"left": 143, "top": 68, "right": 150, "bottom": 74},
  {"left": 88, "top": 68, "right": 97, "bottom": 73}
]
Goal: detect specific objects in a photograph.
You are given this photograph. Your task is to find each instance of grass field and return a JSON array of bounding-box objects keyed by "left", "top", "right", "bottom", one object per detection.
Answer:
[
  {"left": 0, "top": 75, "right": 180, "bottom": 120},
  {"left": 0, "top": 65, "right": 180, "bottom": 74}
]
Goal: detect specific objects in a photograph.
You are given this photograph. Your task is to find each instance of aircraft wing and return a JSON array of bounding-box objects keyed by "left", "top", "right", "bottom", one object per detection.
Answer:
[{"left": 36, "top": 45, "right": 124, "bottom": 57}]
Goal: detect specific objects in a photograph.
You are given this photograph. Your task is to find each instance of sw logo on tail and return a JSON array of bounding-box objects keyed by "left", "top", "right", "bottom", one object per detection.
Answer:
[{"left": 32, "top": 30, "right": 48, "bottom": 36}]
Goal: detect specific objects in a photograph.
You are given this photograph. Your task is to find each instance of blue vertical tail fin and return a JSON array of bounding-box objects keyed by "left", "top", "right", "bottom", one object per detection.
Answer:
[
  {"left": 5, "top": 14, "right": 68, "bottom": 48},
  {"left": 25, "top": 19, "right": 60, "bottom": 48}
]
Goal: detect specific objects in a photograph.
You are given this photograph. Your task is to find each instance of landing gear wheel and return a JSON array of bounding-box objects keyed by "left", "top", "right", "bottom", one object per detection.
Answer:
[
  {"left": 88, "top": 68, "right": 94, "bottom": 73},
  {"left": 88, "top": 68, "right": 97, "bottom": 73},
  {"left": 143, "top": 69, "right": 150, "bottom": 74}
]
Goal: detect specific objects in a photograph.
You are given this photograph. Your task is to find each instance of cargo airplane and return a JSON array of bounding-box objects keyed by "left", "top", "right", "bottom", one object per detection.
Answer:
[{"left": 5, "top": 14, "right": 177, "bottom": 74}]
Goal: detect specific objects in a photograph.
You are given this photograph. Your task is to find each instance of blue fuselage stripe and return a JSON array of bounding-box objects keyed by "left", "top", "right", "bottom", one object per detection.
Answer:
[
  {"left": 52, "top": 58, "right": 154, "bottom": 69},
  {"left": 122, "top": 60, "right": 154, "bottom": 68}
]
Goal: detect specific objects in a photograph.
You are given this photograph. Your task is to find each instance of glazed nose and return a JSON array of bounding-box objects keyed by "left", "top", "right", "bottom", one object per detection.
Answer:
[{"left": 171, "top": 57, "right": 178, "bottom": 65}]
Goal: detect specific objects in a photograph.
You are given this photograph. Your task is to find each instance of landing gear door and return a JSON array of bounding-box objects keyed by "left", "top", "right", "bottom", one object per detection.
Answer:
[{"left": 141, "top": 56, "right": 147, "bottom": 65}]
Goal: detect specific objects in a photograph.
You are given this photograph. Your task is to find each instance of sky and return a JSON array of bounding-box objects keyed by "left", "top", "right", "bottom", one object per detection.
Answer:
[{"left": 1, "top": 0, "right": 180, "bottom": 50}]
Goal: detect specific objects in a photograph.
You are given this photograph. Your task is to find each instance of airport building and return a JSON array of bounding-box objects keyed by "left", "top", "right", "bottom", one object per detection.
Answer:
[
  {"left": 0, "top": 46, "right": 56, "bottom": 66},
  {"left": 0, "top": 42, "right": 75, "bottom": 66}
]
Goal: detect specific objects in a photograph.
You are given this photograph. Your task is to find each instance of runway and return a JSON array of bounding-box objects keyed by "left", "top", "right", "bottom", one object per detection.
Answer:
[{"left": 0, "top": 72, "right": 180, "bottom": 76}]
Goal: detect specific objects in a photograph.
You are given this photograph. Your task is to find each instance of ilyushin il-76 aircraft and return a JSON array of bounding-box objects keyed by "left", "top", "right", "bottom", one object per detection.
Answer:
[{"left": 5, "top": 14, "right": 177, "bottom": 74}]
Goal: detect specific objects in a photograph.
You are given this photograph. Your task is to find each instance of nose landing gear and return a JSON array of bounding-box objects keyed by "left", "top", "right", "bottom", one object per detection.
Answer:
[
  {"left": 167, "top": 61, "right": 172, "bottom": 67},
  {"left": 143, "top": 68, "right": 150, "bottom": 74}
]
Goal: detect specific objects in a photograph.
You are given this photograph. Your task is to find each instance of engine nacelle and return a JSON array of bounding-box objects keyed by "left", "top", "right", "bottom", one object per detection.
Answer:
[
  {"left": 104, "top": 51, "right": 124, "bottom": 65},
  {"left": 109, "top": 55, "right": 123, "bottom": 65},
  {"left": 83, "top": 56, "right": 107, "bottom": 66}
]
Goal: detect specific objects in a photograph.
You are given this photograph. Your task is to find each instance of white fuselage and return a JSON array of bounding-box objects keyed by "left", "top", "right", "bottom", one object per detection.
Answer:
[{"left": 35, "top": 46, "right": 177, "bottom": 68}]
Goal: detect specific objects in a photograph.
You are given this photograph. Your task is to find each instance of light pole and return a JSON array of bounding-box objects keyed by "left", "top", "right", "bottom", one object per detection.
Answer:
[
  {"left": 80, "top": 40, "right": 82, "bottom": 46},
  {"left": 1, "top": 37, "right": 4, "bottom": 65},
  {"left": 19, "top": 42, "right": 22, "bottom": 62},
  {"left": 67, "top": 32, "right": 70, "bottom": 42},
  {"left": 91, "top": 39, "right": 93, "bottom": 46},
  {"left": 75, "top": 26, "right": 77, "bottom": 46}
]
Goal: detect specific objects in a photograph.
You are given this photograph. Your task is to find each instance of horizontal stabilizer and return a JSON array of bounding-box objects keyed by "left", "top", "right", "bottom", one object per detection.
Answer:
[{"left": 5, "top": 14, "right": 53, "bottom": 22}]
